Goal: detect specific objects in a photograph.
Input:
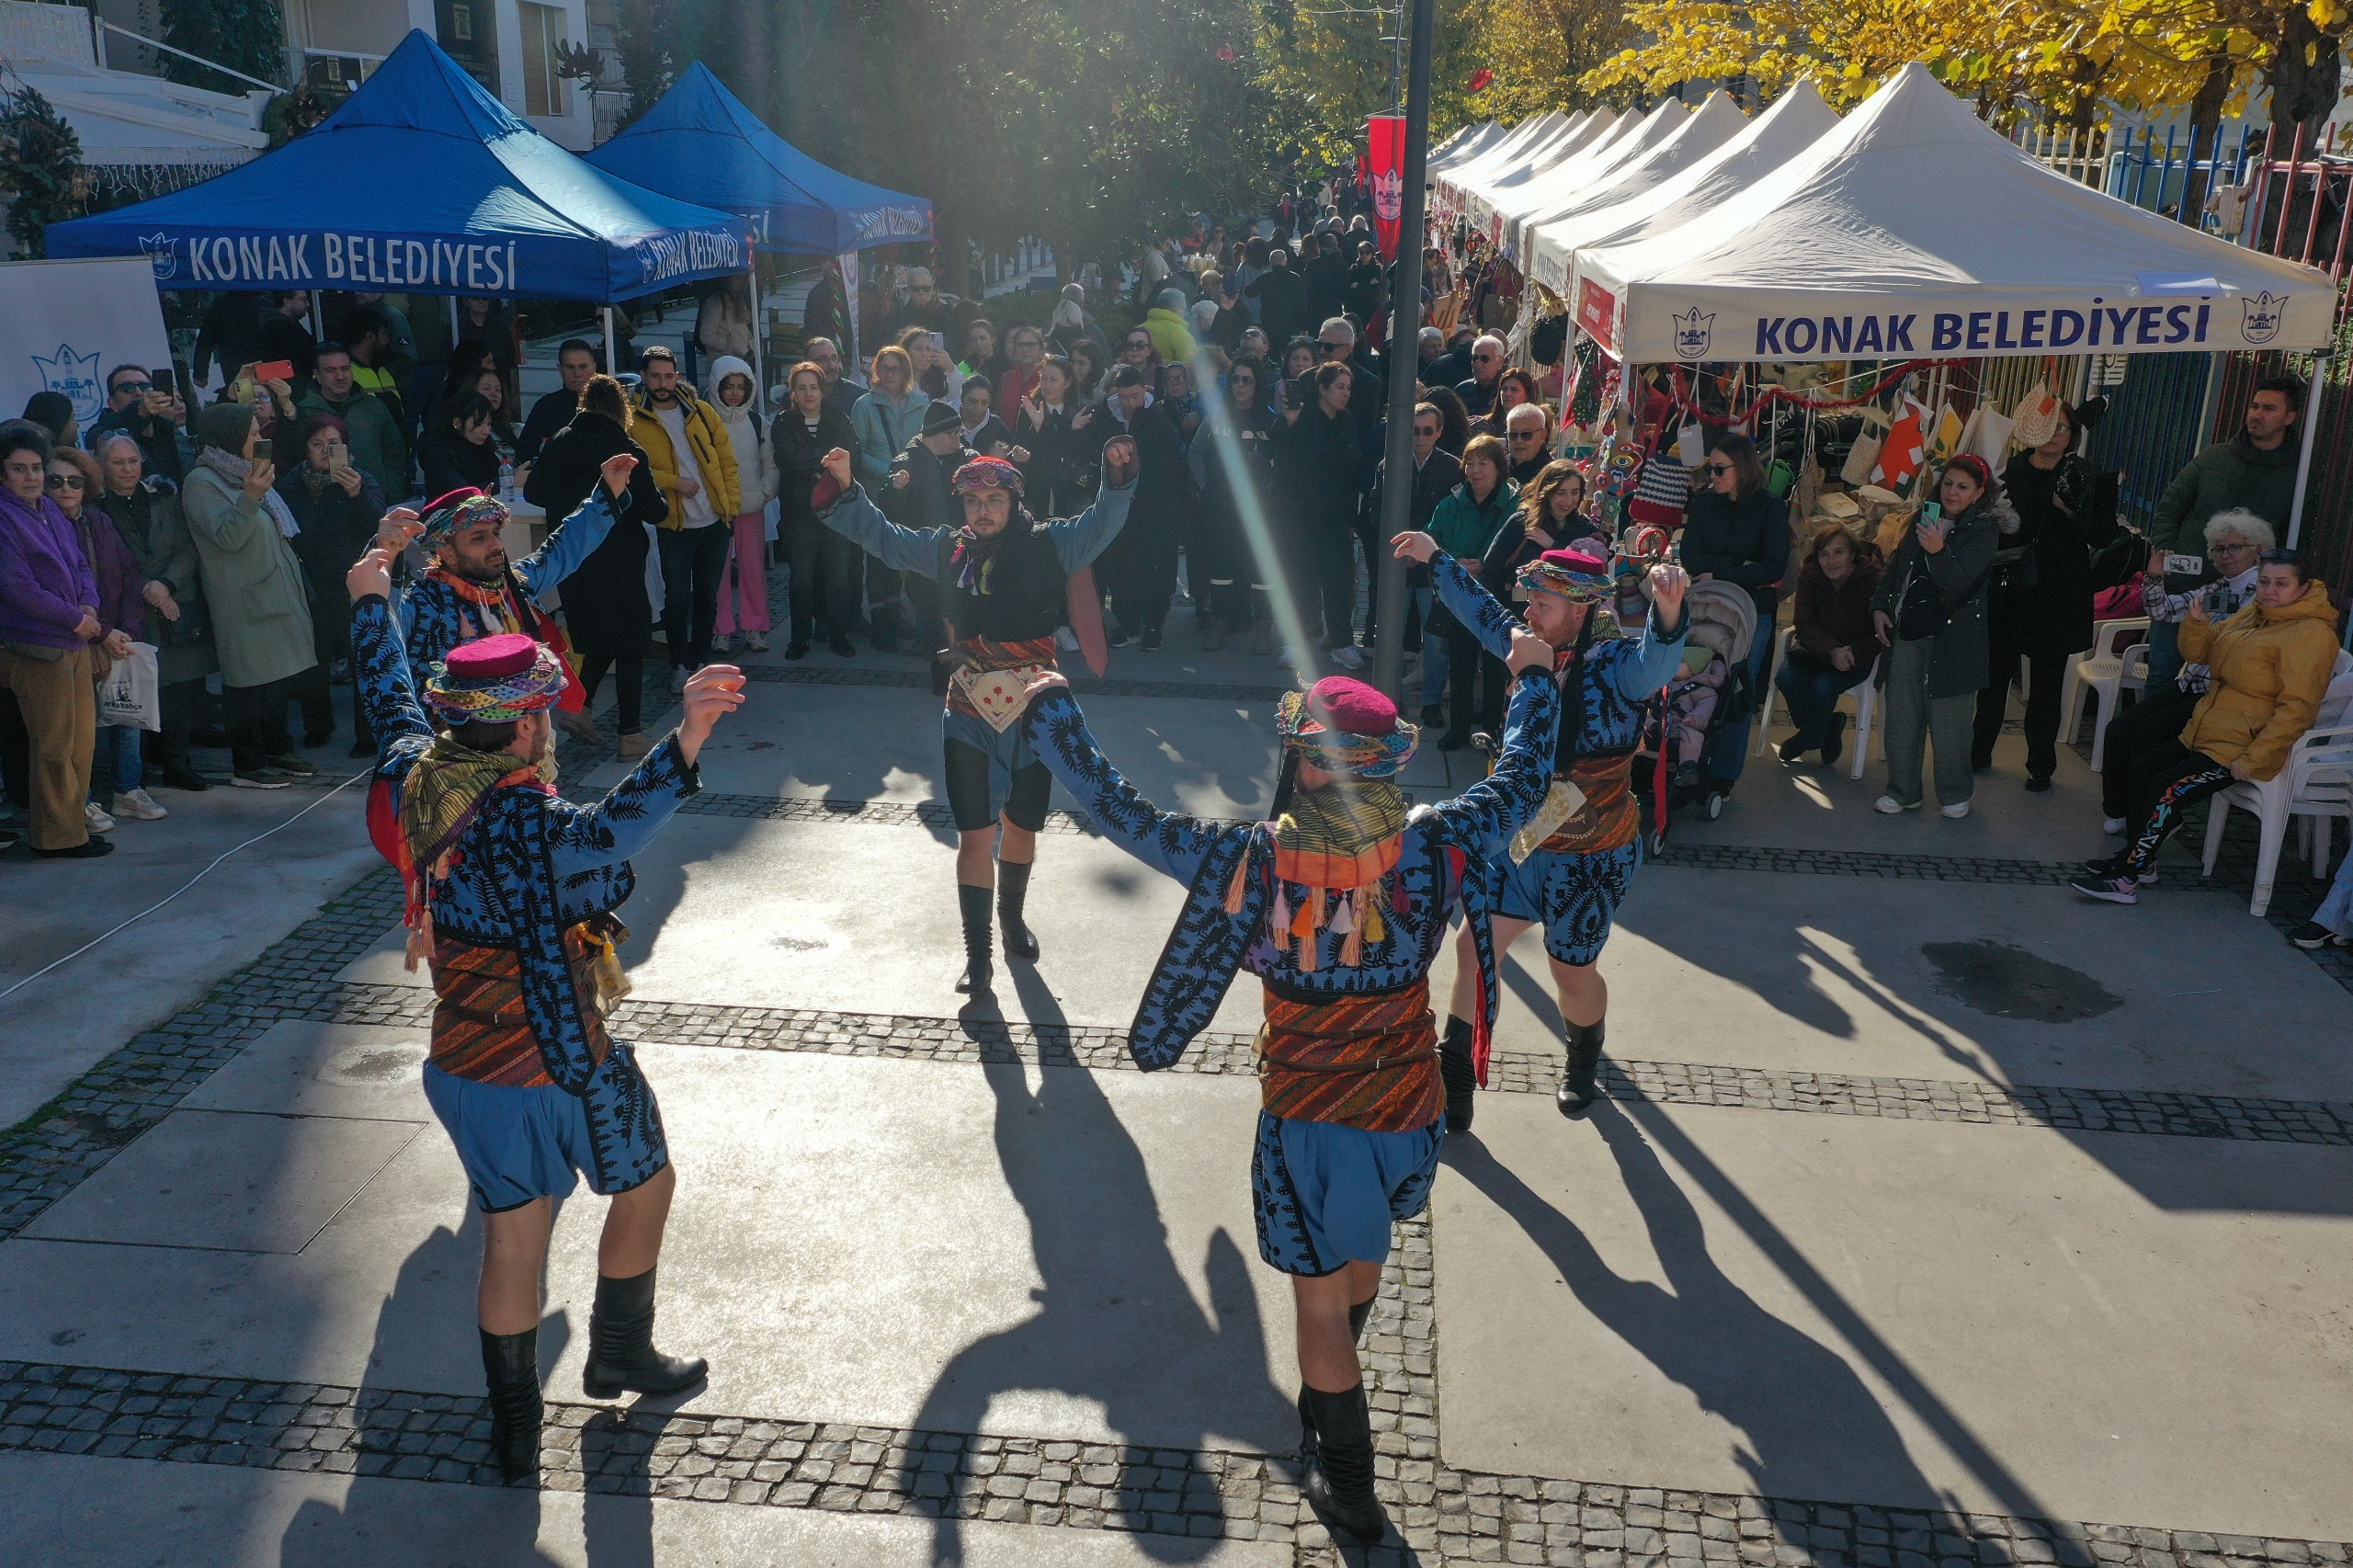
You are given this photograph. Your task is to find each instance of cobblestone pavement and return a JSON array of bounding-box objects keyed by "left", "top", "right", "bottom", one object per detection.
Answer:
[{"left": 6, "top": 627, "right": 2350, "bottom": 1560}]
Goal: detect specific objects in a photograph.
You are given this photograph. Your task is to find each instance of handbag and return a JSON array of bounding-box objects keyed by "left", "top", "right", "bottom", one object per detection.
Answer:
[{"left": 1893, "top": 557, "right": 1949, "bottom": 642}]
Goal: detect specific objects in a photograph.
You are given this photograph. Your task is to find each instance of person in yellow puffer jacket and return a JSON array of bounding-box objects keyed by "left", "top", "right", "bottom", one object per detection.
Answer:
[
  {"left": 631, "top": 347, "right": 741, "bottom": 687},
  {"left": 2074, "top": 550, "right": 2340, "bottom": 904}
]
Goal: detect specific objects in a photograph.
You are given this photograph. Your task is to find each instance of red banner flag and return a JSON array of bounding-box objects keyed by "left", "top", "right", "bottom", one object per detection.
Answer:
[{"left": 1366, "top": 115, "right": 1405, "bottom": 261}]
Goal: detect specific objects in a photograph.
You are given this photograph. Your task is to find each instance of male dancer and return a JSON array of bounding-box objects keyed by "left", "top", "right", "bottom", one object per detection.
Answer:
[
  {"left": 1394, "top": 534, "right": 1688, "bottom": 1124},
  {"left": 343, "top": 529, "right": 745, "bottom": 1483},
  {"left": 395, "top": 461, "right": 650, "bottom": 744},
  {"left": 1019, "top": 649, "right": 1560, "bottom": 1545},
  {"left": 814, "top": 439, "right": 1137, "bottom": 994}
]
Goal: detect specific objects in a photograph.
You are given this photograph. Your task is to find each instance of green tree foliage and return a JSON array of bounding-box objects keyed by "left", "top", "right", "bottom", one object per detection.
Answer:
[
  {"left": 0, "top": 84, "right": 86, "bottom": 259},
  {"left": 158, "top": 0, "right": 286, "bottom": 91}
]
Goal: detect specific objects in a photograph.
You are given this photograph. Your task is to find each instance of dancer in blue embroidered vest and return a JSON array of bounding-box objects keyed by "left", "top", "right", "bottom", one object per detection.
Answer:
[
  {"left": 343, "top": 535, "right": 745, "bottom": 1483},
  {"left": 1393, "top": 534, "right": 1689, "bottom": 1126},
  {"left": 390, "top": 457, "right": 650, "bottom": 745},
  {"left": 1019, "top": 647, "right": 1560, "bottom": 1546},
  {"left": 813, "top": 440, "right": 1137, "bottom": 994}
]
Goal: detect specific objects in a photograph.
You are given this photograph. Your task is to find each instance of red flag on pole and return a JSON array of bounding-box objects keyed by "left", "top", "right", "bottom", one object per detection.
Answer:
[
  {"left": 1367, "top": 115, "right": 1405, "bottom": 261},
  {"left": 1468, "top": 68, "right": 1495, "bottom": 92}
]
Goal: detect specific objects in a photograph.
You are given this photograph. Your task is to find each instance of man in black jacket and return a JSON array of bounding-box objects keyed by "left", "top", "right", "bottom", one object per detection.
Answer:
[
  {"left": 1374, "top": 403, "right": 1463, "bottom": 721},
  {"left": 517, "top": 340, "right": 598, "bottom": 465},
  {"left": 1245, "top": 247, "right": 1312, "bottom": 350},
  {"left": 1302, "top": 232, "right": 1351, "bottom": 327},
  {"left": 1095, "top": 366, "right": 1196, "bottom": 651}
]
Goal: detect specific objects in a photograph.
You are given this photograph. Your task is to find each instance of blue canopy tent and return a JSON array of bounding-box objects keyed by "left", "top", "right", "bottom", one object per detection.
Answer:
[
  {"left": 584, "top": 62, "right": 932, "bottom": 255},
  {"left": 48, "top": 30, "right": 753, "bottom": 325}
]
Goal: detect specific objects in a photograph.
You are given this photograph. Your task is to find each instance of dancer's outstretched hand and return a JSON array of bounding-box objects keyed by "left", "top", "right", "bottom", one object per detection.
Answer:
[
  {"left": 676, "top": 664, "right": 746, "bottom": 766},
  {"left": 1392, "top": 530, "right": 1438, "bottom": 563},
  {"left": 347, "top": 543, "right": 397, "bottom": 603},
  {"left": 819, "top": 449, "right": 855, "bottom": 492}
]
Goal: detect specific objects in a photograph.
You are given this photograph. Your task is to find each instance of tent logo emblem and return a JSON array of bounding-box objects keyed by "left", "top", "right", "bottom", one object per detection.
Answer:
[
  {"left": 2240, "top": 291, "right": 2286, "bottom": 345},
  {"left": 32, "top": 344, "right": 104, "bottom": 426},
  {"left": 1372, "top": 167, "right": 1403, "bottom": 222},
  {"left": 1671, "top": 307, "right": 1714, "bottom": 360},
  {"left": 139, "top": 233, "right": 178, "bottom": 281}
]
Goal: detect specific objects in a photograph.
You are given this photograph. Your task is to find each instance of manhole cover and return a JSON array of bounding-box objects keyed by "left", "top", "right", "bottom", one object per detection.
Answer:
[{"left": 1921, "top": 939, "right": 2123, "bottom": 1023}]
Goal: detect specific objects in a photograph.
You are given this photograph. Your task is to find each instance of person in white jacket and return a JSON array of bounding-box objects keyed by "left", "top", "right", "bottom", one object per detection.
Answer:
[{"left": 710, "top": 354, "right": 781, "bottom": 652}]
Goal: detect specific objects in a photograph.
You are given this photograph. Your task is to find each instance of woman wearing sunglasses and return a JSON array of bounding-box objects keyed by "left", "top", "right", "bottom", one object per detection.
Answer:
[{"left": 1678, "top": 433, "right": 1790, "bottom": 793}]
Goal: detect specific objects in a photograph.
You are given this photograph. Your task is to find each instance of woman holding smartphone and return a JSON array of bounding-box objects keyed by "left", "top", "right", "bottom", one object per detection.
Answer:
[
  {"left": 279, "top": 415, "right": 385, "bottom": 755},
  {"left": 1869, "top": 456, "right": 2006, "bottom": 818}
]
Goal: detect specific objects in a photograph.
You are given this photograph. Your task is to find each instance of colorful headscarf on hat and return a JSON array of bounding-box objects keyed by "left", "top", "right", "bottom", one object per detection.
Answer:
[
  {"left": 951, "top": 456, "right": 1025, "bottom": 497},
  {"left": 420, "top": 488, "right": 509, "bottom": 551},
  {"left": 1518, "top": 547, "right": 1613, "bottom": 604},
  {"left": 1274, "top": 677, "right": 1419, "bottom": 779},
  {"left": 422, "top": 632, "right": 568, "bottom": 724}
]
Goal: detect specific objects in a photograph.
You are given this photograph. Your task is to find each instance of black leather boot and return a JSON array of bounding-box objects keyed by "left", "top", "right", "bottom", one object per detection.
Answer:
[
  {"left": 1558, "top": 1016, "right": 1606, "bottom": 1118},
  {"left": 1297, "top": 1299, "right": 1378, "bottom": 1463},
  {"left": 1301, "top": 1383, "right": 1388, "bottom": 1545},
  {"left": 997, "top": 861, "right": 1040, "bottom": 960},
  {"left": 582, "top": 1267, "right": 708, "bottom": 1399},
  {"left": 955, "top": 884, "right": 995, "bottom": 994},
  {"left": 1438, "top": 1015, "right": 1477, "bottom": 1134},
  {"left": 479, "top": 1326, "right": 542, "bottom": 1483}
]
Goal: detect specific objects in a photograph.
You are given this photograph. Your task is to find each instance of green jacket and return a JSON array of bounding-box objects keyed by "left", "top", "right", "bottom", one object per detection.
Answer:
[
  {"left": 297, "top": 386, "right": 408, "bottom": 503},
  {"left": 2149, "top": 432, "right": 2300, "bottom": 557},
  {"left": 1427, "top": 478, "right": 1518, "bottom": 565},
  {"left": 182, "top": 462, "right": 317, "bottom": 688}
]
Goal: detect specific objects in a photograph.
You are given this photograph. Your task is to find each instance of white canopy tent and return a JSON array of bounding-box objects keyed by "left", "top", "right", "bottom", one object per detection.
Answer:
[
  {"left": 1472, "top": 98, "right": 1688, "bottom": 248},
  {"left": 1428, "top": 121, "right": 1506, "bottom": 176},
  {"left": 1453, "top": 110, "right": 1614, "bottom": 234},
  {"left": 1535, "top": 82, "right": 1839, "bottom": 298},
  {"left": 1576, "top": 63, "right": 2336, "bottom": 363},
  {"left": 1433, "top": 111, "right": 1567, "bottom": 214},
  {"left": 1501, "top": 92, "right": 1746, "bottom": 261}
]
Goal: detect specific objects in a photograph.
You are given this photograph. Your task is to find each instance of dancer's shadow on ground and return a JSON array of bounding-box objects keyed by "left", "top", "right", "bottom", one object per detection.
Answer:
[
  {"left": 1444, "top": 1105, "right": 1950, "bottom": 1516},
  {"left": 274, "top": 1212, "right": 659, "bottom": 1567},
  {"left": 909, "top": 962, "right": 1296, "bottom": 1565}
]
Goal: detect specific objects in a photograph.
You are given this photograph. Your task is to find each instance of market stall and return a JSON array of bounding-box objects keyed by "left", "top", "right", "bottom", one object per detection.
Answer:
[
  {"left": 1453, "top": 109, "right": 1620, "bottom": 237},
  {"left": 48, "top": 30, "right": 753, "bottom": 310},
  {"left": 1432, "top": 111, "right": 1568, "bottom": 214},
  {"left": 1500, "top": 91, "right": 1748, "bottom": 263}
]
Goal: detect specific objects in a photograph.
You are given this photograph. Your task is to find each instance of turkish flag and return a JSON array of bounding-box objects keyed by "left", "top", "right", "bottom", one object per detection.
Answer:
[{"left": 1366, "top": 115, "right": 1406, "bottom": 260}]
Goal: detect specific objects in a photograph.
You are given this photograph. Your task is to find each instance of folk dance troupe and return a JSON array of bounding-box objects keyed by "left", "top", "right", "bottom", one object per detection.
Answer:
[{"left": 334, "top": 436, "right": 1688, "bottom": 1543}]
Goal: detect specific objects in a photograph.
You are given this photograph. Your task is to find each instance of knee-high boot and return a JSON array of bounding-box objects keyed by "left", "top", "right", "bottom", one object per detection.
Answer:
[
  {"left": 956, "top": 883, "right": 995, "bottom": 994},
  {"left": 582, "top": 1267, "right": 708, "bottom": 1399},
  {"left": 997, "top": 860, "right": 1039, "bottom": 960},
  {"left": 1558, "top": 1015, "right": 1606, "bottom": 1118},
  {"left": 479, "top": 1326, "right": 543, "bottom": 1483},
  {"left": 1438, "top": 1014, "right": 1476, "bottom": 1134},
  {"left": 1301, "top": 1382, "right": 1388, "bottom": 1545}
]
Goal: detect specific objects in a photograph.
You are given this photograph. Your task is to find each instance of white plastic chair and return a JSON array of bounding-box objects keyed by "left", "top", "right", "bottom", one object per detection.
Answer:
[
  {"left": 1757, "top": 624, "right": 1879, "bottom": 781},
  {"left": 2200, "top": 656, "right": 2353, "bottom": 916},
  {"left": 2058, "top": 617, "right": 2152, "bottom": 772}
]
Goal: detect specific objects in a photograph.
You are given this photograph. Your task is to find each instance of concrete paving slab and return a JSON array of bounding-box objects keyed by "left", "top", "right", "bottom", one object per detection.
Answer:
[
  {"left": 0, "top": 1045, "right": 1301, "bottom": 1455},
  {"left": 0, "top": 1449, "right": 1290, "bottom": 1567},
  {"left": 338, "top": 815, "right": 1269, "bottom": 1035},
  {"left": 1593, "top": 867, "right": 2353, "bottom": 1101},
  {"left": 1433, "top": 1096, "right": 2353, "bottom": 1539},
  {"left": 19, "top": 1109, "right": 423, "bottom": 1254},
  {"left": 0, "top": 777, "right": 379, "bottom": 1130},
  {"left": 1695, "top": 701, "right": 2118, "bottom": 862},
  {"left": 178, "top": 1021, "right": 434, "bottom": 1121}
]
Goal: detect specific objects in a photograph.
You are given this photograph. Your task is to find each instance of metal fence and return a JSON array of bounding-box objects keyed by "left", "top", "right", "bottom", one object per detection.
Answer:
[{"left": 2101, "top": 123, "right": 2265, "bottom": 226}]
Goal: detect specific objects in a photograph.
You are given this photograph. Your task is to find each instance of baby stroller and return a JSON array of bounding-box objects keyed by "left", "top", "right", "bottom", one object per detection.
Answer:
[{"left": 1632, "top": 576, "right": 1756, "bottom": 844}]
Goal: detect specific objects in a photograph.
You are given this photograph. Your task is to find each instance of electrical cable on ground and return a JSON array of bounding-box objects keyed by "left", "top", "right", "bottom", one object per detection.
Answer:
[{"left": 0, "top": 769, "right": 370, "bottom": 1006}]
